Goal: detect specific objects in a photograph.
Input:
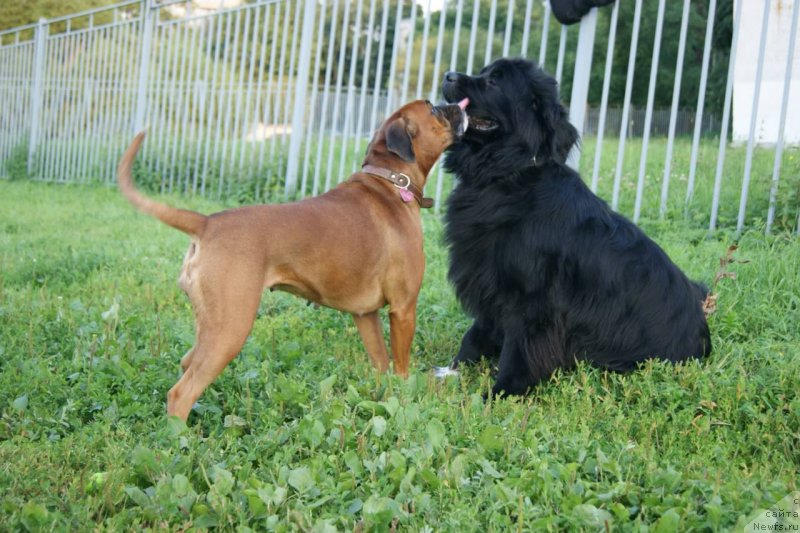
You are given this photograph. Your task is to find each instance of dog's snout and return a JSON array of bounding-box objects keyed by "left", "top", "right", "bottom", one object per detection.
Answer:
[{"left": 444, "top": 71, "right": 459, "bottom": 83}]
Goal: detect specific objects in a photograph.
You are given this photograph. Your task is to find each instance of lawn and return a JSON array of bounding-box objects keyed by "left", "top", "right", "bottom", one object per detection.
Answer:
[{"left": 0, "top": 180, "right": 798, "bottom": 531}]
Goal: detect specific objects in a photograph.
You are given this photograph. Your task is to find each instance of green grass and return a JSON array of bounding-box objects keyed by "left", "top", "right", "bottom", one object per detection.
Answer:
[{"left": 0, "top": 180, "right": 798, "bottom": 531}]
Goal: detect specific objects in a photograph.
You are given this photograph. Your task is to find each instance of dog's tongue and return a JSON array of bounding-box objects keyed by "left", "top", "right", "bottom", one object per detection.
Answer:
[{"left": 457, "top": 97, "right": 469, "bottom": 110}]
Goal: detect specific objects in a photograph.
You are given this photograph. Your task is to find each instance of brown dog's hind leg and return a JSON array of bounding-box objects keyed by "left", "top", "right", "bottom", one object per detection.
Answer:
[
  {"left": 168, "top": 314, "right": 258, "bottom": 420},
  {"left": 389, "top": 303, "right": 416, "bottom": 378},
  {"left": 168, "top": 265, "right": 263, "bottom": 421},
  {"left": 180, "top": 348, "right": 195, "bottom": 372},
  {"left": 352, "top": 312, "right": 390, "bottom": 373}
]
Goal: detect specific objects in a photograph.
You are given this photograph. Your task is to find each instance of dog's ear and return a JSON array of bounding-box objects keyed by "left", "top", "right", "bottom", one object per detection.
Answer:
[
  {"left": 385, "top": 117, "right": 416, "bottom": 162},
  {"left": 543, "top": 102, "right": 579, "bottom": 164}
]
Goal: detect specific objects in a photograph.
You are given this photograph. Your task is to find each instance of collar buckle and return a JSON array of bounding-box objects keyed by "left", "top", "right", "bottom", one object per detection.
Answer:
[{"left": 392, "top": 173, "right": 411, "bottom": 190}]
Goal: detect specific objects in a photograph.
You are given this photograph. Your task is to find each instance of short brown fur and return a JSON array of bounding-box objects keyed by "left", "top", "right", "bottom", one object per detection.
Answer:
[{"left": 117, "top": 100, "right": 461, "bottom": 420}]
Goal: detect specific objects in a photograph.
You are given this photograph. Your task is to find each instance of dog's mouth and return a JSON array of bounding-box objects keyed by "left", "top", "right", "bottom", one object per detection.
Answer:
[
  {"left": 435, "top": 98, "right": 470, "bottom": 138},
  {"left": 468, "top": 115, "right": 499, "bottom": 132},
  {"left": 444, "top": 97, "right": 499, "bottom": 134}
]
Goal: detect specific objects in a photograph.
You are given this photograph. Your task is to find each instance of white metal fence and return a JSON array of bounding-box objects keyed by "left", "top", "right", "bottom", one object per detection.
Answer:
[{"left": 0, "top": 0, "right": 798, "bottom": 234}]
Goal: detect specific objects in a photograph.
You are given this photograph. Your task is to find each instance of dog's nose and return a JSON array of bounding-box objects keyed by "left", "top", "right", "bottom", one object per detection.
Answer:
[{"left": 444, "top": 71, "right": 459, "bottom": 83}]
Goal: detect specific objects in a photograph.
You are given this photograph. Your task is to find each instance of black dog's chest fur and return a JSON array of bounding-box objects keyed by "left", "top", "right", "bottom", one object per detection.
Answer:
[{"left": 445, "top": 164, "right": 711, "bottom": 372}]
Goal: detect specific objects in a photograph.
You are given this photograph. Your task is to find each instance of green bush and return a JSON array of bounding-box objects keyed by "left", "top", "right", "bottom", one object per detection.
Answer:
[{"left": 4, "top": 142, "right": 30, "bottom": 181}]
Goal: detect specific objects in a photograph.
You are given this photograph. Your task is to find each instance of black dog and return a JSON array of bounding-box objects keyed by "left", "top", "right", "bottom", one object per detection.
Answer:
[{"left": 439, "top": 58, "right": 711, "bottom": 396}]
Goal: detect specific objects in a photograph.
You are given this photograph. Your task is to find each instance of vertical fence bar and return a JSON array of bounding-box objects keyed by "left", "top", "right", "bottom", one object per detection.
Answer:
[
  {"left": 155, "top": 24, "right": 177, "bottom": 193},
  {"left": 172, "top": 16, "right": 194, "bottom": 192},
  {"left": 429, "top": 0, "right": 448, "bottom": 209},
  {"left": 589, "top": 0, "right": 618, "bottom": 193},
  {"left": 312, "top": 0, "right": 339, "bottom": 196},
  {"left": 429, "top": 2, "right": 447, "bottom": 101},
  {"left": 385, "top": 0, "right": 404, "bottom": 112},
  {"left": 502, "top": 0, "right": 514, "bottom": 58},
  {"left": 352, "top": 0, "right": 378, "bottom": 174},
  {"left": 200, "top": 12, "right": 222, "bottom": 196},
  {"left": 165, "top": 20, "right": 184, "bottom": 192},
  {"left": 75, "top": 24, "right": 91, "bottom": 182},
  {"left": 736, "top": 0, "right": 771, "bottom": 234},
  {"left": 211, "top": 11, "right": 233, "bottom": 195},
  {"left": 484, "top": 0, "right": 497, "bottom": 64},
  {"left": 521, "top": 0, "right": 533, "bottom": 57},
  {"left": 5, "top": 44, "right": 18, "bottom": 174},
  {"left": 0, "top": 44, "right": 8, "bottom": 169},
  {"left": 134, "top": 0, "right": 155, "bottom": 133},
  {"left": 79, "top": 15, "right": 98, "bottom": 183},
  {"left": 766, "top": 0, "right": 799, "bottom": 234},
  {"left": 686, "top": 0, "right": 716, "bottom": 207},
  {"left": 180, "top": 7, "right": 202, "bottom": 193},
  {"left": 229, "top": 7, "right": 251, "bottom": 185},
  {"left": 250, "top": 4, "right": 270, "bottom": 199},
  {"left": 633, "top": 0, "right": 665, "bottom": 223},
  {"left": 220, "top": 9, "right": 243, "bottom": 197},
  {"left": 415, "top": 0, "right": 432, "bottom": 99},
  {"left": 266, "top": 3, "right": 290, "bottom": 193},
  {"left": 66, "top": 30, "right": 80, "bottom": 181},
  {"left": 566, "top": 8, "right": 597, "bottom": 171},
  {"left": 28, "top": 19, "right": 48, "bottom": 174},
  {"left": 43, "top": 31, "right": 58, "bottom": 181},
  {"left": 0, "top": 44, "right": 11, "bottom": 172},
  {"left": 659, "top": 0, "right": 690, "bottom": 218},
  {"left": 709, "top": 0, "right": 744, "bottom": 232},
  {"left": 257, "top": 3, "right": 281, "bottom": 194},
  {"left": 337, "top": 0, "right": 363, "bottom": 183},
  {"left": 156, "top": 22, "right": 175, "bottom": 191},
  {"left": 54, "top": 33, "right": 72, "bottom": 183},
  {"left": 369, "top": 0, "right": 391, "bottom": 136},
  {"left": 324, "top": 0, "right": 351, "bottom": 192},
  {"left": 301, "top": 0, "right": 328, "bottom": 196},
  {"left": 466, "top": 0, "right": 479, "bottom": 74},
  {"left": 278, "top": 0, "right": 302, "bottom": 185},
  {"left": 45, "top": 32, "right": 61, "bottom": 181},
  {"left": 400, "top": 0, "right": 418, "bottom": 104},
  {"left": 435, "top": 0, "right": 463, "bottom": 210},
  {"left": 611, "top": 0, "right": 642, "bottom": 211},
  {"left": 75, "top": 23, "right": 94, "bottom": 182},
  {"left": 555, "top": 25, "right": 567, "bottom": 85},
  {"left": 539, "top": 0, "right": 551, "bottom": 66},
  {"left": 194, "top": 14, "right": 216, "bottom": 195},
  {"left": 285, "top": 0, "right": 318, "bottom": 197}
]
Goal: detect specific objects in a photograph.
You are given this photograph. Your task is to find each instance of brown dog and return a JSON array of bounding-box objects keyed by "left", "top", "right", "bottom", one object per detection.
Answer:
[{"left": 117, "top": 99, "right": 468, "bottom": 420}]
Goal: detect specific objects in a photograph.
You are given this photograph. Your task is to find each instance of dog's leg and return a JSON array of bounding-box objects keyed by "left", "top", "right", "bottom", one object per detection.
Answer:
[
  {"left": 452, "top": 319, "right": 502, "bottom": 367},
  {"left": 436, "top": 319, "right": 502, "bottom": 378},
  {"left": 353, "top": 312, "right": 390, "bottom": 373},
  {"left": 389, "top": 304, "right": 416, "bottom": 378},
  {"left": 180, "top": 349, "right": 195, "bottom": 372},
  {"left": 167, "top": 266, "right": 262, "bottom": 421},
  {"left": 490, "top": 322, "right": 568, "bottom": 398}
]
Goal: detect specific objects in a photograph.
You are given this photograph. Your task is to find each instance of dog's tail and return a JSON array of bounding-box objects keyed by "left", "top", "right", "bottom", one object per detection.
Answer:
[{"left": 117, "top": 132, "right": 207, "bottom": 237}]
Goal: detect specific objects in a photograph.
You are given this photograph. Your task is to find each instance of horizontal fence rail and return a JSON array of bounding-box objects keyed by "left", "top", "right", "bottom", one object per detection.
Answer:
[{"left": 0, "top": 0, "right": 798, "bottom": 234}]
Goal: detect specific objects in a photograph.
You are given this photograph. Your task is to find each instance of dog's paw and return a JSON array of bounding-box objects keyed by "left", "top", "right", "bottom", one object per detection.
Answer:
[{"left": 433, "top": 366, "right": 460, "bottom": 379}]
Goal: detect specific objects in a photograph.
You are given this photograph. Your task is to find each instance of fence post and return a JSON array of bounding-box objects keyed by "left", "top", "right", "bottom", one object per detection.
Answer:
[
  {"left": 285, "top": 0, "right": 318, "bottom": 198},
  {"left": 566, "top": 8, "right": 597, "bottom": 171},
  {"left": 133, "top": 0, "right": 156, "bottom": 133},
  {"left": 28, "top": 18, "right": 48, "bottom": 174}
]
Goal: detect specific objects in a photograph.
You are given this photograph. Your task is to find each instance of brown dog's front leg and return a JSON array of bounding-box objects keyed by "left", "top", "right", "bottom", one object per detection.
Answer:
[
  {"left": 389, "top": 304, "right": 416, "bottom": 378},
  {"left": 353, "top": 312, "right": 390, "bottom": 373}
]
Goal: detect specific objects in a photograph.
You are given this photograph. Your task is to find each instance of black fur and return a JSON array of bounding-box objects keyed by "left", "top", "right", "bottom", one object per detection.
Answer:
[{"left": 441, "top": 58, "right": 711, "bottom": 396}]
